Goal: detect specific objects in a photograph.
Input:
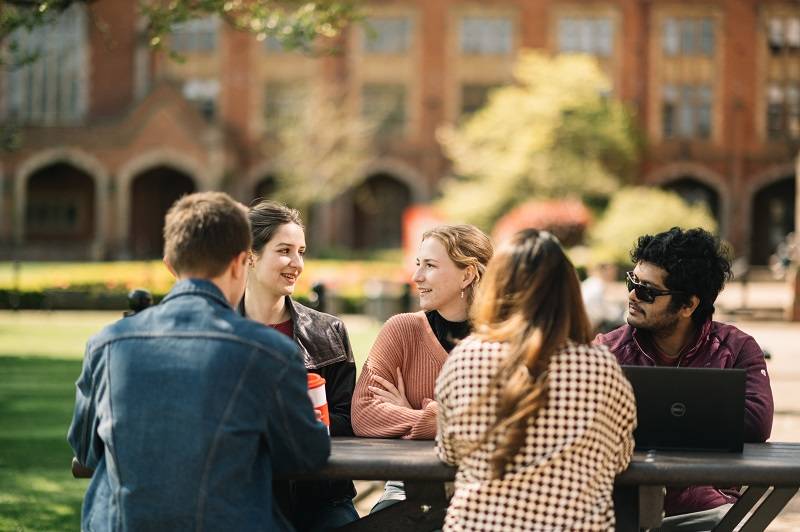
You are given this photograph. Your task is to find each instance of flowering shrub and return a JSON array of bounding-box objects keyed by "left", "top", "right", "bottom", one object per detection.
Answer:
[
  {"left": 492, "top": 199, "right": 592, "bottom": 247},
  {"left": 0, "top": 259, "right": 407, "bottom": 301}
]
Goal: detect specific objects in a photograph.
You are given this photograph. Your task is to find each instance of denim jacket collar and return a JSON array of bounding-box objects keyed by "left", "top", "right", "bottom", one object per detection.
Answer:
[{"left": 161, "top": 278, "right": 232, "bottom": 309}]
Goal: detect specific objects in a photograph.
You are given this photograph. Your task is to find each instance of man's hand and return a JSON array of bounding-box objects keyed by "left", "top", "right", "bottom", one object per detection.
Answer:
[{"left": 369, "top": 368, "right": 413, "bottom": 409}]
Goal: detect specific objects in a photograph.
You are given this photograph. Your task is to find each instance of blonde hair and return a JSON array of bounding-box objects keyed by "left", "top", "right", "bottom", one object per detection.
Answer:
[
  {"left": 422, "top": 224, "right": 494, "bottom": 306},
  {"left": 472, "top": 229, "right": 592, "bottom": 479}
]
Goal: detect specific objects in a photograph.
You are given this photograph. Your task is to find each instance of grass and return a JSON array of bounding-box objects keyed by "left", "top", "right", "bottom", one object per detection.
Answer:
[{"left": 0, "top": 310, "right": 380, "bottom": 531}]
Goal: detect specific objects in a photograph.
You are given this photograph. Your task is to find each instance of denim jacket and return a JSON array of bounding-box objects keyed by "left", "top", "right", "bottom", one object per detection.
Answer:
[{"left": 67, "top": 279, "right": 330, "bottom": 531}]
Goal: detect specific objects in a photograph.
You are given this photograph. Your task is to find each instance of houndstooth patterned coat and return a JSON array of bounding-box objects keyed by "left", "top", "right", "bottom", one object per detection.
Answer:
[{"left": 435, "top": 336, "right": 636, "bottom": 531}]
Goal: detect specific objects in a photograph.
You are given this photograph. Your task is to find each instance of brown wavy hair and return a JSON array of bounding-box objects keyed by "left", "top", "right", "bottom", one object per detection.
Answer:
[
  {"left": 422, "top": 224, "right": 493, "bottom": 306},
  {"left": 472, "top": 229, "right": 592, "bottom": 479}
]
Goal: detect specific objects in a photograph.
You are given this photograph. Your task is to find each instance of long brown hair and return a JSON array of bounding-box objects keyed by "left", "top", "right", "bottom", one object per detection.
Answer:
[{"left": 472, "top": 229, "right": 592, "bottom": 479}]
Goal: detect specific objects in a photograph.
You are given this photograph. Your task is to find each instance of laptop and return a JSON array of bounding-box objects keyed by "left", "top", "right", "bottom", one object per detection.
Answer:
[{"left": 621, "top": 366, "right": 745, "bottom": 452}]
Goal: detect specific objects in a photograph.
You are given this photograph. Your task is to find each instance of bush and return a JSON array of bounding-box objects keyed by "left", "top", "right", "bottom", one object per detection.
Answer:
[
  {"left": 589, "top": 187, "right": 718, "bottom": 265},
  {"left": 492, "top": 198, "right": 592, "bottom": 247}
]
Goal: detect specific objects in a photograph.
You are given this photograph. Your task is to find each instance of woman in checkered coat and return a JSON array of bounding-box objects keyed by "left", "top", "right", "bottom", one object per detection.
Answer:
[{"left": 435, "top": 229, "right": 636, "bottom": 531}]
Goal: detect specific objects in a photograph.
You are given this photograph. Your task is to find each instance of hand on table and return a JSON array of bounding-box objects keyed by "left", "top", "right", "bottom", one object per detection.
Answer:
[{"left": 369, "top": 368, "right": 413, "bottom": 409}]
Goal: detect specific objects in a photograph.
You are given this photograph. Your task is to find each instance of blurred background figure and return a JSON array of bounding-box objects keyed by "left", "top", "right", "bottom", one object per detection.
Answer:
[{"left": 581, "top": 262, "right": 625, "bottom": 334}]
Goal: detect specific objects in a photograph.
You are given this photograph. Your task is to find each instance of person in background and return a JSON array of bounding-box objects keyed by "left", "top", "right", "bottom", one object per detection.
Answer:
[
  {"left": 242, "top": 199, "right": 357, "bottom": 531},
  {"left": 596, "top": 227, "right": 774, "bottom": 532},
  {"left": 582, "top": 261, "right": 625, "bottom": 334},
  {"left": 436, "top": 229, "right": 636, "bottom": 531},
  {"left": 68, "top": 192, "right": 329, "bottom": 531},
  {"left": 352, "top": 224, "right": 493, "bottom": 512}
]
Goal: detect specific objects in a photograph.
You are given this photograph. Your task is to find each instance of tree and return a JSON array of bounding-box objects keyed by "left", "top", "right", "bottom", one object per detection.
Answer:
[
  {"left": 589, "top": 187, "right": 718, "bottom": 265},
  {"left": 1, "top": 1, "right": 359, "bottom": 65},
  {"left": 267, "top": 91, "right": 375, "bottom": 214},
  {"left": 437, "top": 50, "right": 640, "bottom": 229},
  {"left": 0, "top": 1, "right": 359, "bottom": 151}
]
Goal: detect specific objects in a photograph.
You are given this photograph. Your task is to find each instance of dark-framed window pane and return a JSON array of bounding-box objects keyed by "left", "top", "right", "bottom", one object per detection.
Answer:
[
  {"left": 364, "top": 16, "right": 412, "bottom": 54},
  {"left": 695, "top": 86, "right": 712, "bottom": 139},
  {"left": 663, "top": 18, "right": 680, "bottom": 55},
  {"left": 460, "top": 17, "right": 513, "bottom": 55},
  {"left": 461, "top": 83, "right": 497, "bottom": 117},
  {"left": 362, "top": 83, "right": 407, "bottom": 137}
]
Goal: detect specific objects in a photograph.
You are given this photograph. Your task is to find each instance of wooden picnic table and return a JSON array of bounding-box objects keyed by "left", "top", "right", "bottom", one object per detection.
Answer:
[
  {"left": 280, "top": 438, "right": 800, "bottom": 532},
  {"left": 73, "top": 438, "right": 800, "bottom": 531}
]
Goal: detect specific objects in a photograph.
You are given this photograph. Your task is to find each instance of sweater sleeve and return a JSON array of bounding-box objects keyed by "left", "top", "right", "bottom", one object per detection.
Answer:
[
  {"left": 735, "top": 336, "right": 774, "bottom": 442},
  {"left": 352, "top": 316, "right": 438, "bottom": 440}
]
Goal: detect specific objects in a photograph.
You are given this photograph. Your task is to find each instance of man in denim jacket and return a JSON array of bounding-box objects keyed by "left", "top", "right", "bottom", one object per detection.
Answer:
[{"left": 68, "top": 192, "right": 330, "bottom": 531}]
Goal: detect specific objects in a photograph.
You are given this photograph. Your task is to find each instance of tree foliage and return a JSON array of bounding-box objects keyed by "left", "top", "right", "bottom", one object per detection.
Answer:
[
  {"left": 589, "top": 187, "right": 718, "bottom": 265},
  {"left": 1, "top": 1, "right": 358, "bottom": 67},
  {"left": 269, "top": 92, "right": 374, "bottom": 212},
  {"left": 437, "top": 51, "right": 640, "bottom": 229}
]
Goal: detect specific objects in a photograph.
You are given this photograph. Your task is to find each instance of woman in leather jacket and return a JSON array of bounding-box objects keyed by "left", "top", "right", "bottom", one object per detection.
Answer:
[{"left": 241, "top": 200, "right": 358, "bottom": 531}]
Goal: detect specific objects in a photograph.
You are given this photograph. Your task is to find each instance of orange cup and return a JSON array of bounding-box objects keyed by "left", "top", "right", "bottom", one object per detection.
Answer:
[{"left": 307, "top": 373, "right": 330, "bottom": 433}]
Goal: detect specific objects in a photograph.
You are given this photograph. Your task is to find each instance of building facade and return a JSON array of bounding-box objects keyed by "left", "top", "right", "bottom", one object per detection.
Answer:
[{"left": 0, "top": 0, "right": 798, "bottom": 263}]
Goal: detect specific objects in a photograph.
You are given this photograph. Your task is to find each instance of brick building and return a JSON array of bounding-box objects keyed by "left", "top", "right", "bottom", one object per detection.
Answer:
[{"left": 1, "top": 0, "right": 798, "bottom": 263}]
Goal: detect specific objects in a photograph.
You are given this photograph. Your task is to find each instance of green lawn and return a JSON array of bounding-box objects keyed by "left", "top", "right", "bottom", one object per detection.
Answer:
[{"left": 0, "top": 310, "right": 379, "bottom": 531}]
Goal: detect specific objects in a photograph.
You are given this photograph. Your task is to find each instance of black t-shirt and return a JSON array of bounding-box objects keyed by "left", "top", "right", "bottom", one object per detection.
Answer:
[{"left": 426, "top": 310, "right": 471, "bottom": 353}]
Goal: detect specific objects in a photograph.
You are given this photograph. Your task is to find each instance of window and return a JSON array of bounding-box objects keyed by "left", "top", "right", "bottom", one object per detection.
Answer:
[
  {"left": 2, "top": 4, "right": 88, "bottom": 125},
  {"left": 460, "top": 17, "right": 513, "bottom": 55},
  {"left": 461, "top": 84, "right": 497, "bottom": 116},
  {"left": 767, "top": 16, "right": 800, "bottom": 54},
  {"left": 362, "top": 83, "right": 406, "bottom": 137},
  {"left": 662, "top": 84, "right": 712, "bottom": 139},
  {"left": 558, "top": 17, "right": 614, "bottom": 57},
  {"left": 364, "top": 17, "right": 412, "bottom": 54},
  {"left": 182, "top": 78, "right": 219, "bottom": 121},
  {"left": 767, "top": 83, "right": 800, "bottom": 140},
  {"left": 264, "top": 35, "right": 285, "bottom": 52},
  {"left": 264, "top": 82, "right": 307, "bottom": 131},
  {"left": 663, "top": 18, "right": 715, "bottom": 56},
  {"left": 170, "top": 17, "right": 218, "bottom": 53}
]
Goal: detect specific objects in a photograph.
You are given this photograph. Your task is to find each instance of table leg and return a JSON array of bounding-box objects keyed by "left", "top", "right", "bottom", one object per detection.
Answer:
[
  {"left": 614, "top": 485, "right": 664, "bottom": 531},
  {"left": 712, "top": 486, "right": 768, "bottom": 532},
  {"left": 335, "top": 480, "right": 448, "bottom": 532},
  {"left": 737, "top": 487, "right": 799, "bottom": 532}
]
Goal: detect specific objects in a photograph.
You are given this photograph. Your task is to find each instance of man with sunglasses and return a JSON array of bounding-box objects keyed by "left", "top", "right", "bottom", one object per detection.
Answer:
[{"left": 596, "top": 227, "right": 773, "bottom": 532}]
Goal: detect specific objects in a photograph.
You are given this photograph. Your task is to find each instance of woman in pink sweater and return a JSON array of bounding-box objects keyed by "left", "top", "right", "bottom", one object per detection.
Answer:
[{"left": 352, "top": 224, "right": 493, "bottom": 511}]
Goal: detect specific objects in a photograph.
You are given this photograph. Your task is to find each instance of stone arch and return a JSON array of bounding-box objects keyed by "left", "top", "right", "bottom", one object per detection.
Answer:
[
  {"left": 116, "top": 150, "right": 207, "bottom": 253},
  {"left": 14, "top": 148, "right": 110, "bottom": 258},
  {"left": 240, "top": 161, "right": 277, "bottom": 204},
  {"left": 745, "top": 164, "right": 796, "bottom": 265},
  {"left": 128, "top": 166, "right": 197, "bottom": 259},
  {"left": 352, "top": 172, "right": 414, "bottom": 250},
  {"left": 645, "top": 163, "right": 729, "bottom": 237},
  {"left": 358, "top": 158, "right": 430, "bottom": 203}
]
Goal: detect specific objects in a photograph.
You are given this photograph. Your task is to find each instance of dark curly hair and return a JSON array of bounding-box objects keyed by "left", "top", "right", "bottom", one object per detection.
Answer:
[{"left": 631, "top": 227, "right": 732, "bottom": 326}]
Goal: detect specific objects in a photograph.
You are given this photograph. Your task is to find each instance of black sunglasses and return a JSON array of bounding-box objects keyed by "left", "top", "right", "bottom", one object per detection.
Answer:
[{"left": 625, "top": 271, "right": 684, "bottom": 303}]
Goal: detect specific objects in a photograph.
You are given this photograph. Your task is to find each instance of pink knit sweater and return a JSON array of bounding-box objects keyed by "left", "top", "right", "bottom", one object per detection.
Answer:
[{"left": 352, "top": 312, "right": 448, "bottom": 440}]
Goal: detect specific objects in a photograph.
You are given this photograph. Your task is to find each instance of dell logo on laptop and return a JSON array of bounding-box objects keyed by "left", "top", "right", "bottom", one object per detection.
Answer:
[{"left": 670, "top": 402, "right": 687, "bottom": 417}]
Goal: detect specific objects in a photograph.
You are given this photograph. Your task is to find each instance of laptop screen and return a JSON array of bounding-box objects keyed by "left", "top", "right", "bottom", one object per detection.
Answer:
[{"left": 621, "top": 366, "right": 745, "bottom": 453}]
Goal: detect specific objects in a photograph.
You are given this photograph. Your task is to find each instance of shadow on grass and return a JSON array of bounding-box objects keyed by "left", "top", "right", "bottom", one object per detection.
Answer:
[{"left": 0, "top": 357, "right": 88, "bottom": 531}]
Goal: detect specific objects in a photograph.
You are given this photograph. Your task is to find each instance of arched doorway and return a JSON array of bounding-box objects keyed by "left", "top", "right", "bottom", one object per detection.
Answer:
[
  {"left": 25, "top": 163, "right": 95, "bottom": 242},
  {"left": 750, "top": 176, "right": 796, "bottom": 265},
  {"left": 252, "top": 176, "right": 276, "bottom": 203},
  {"left": 352, "top": 173, "right": 412, "bottom": 250},
  {"left": 129, "top": 167, "right": 196, "bottom": 258},
  {"left": 662, "top": 177, "right": 721, "bottom": 225}
]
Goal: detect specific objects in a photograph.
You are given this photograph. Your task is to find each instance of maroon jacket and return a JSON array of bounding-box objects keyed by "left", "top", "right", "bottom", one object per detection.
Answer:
[{"left": 596, "top": 320, "right": 774, "bottom": 516}]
